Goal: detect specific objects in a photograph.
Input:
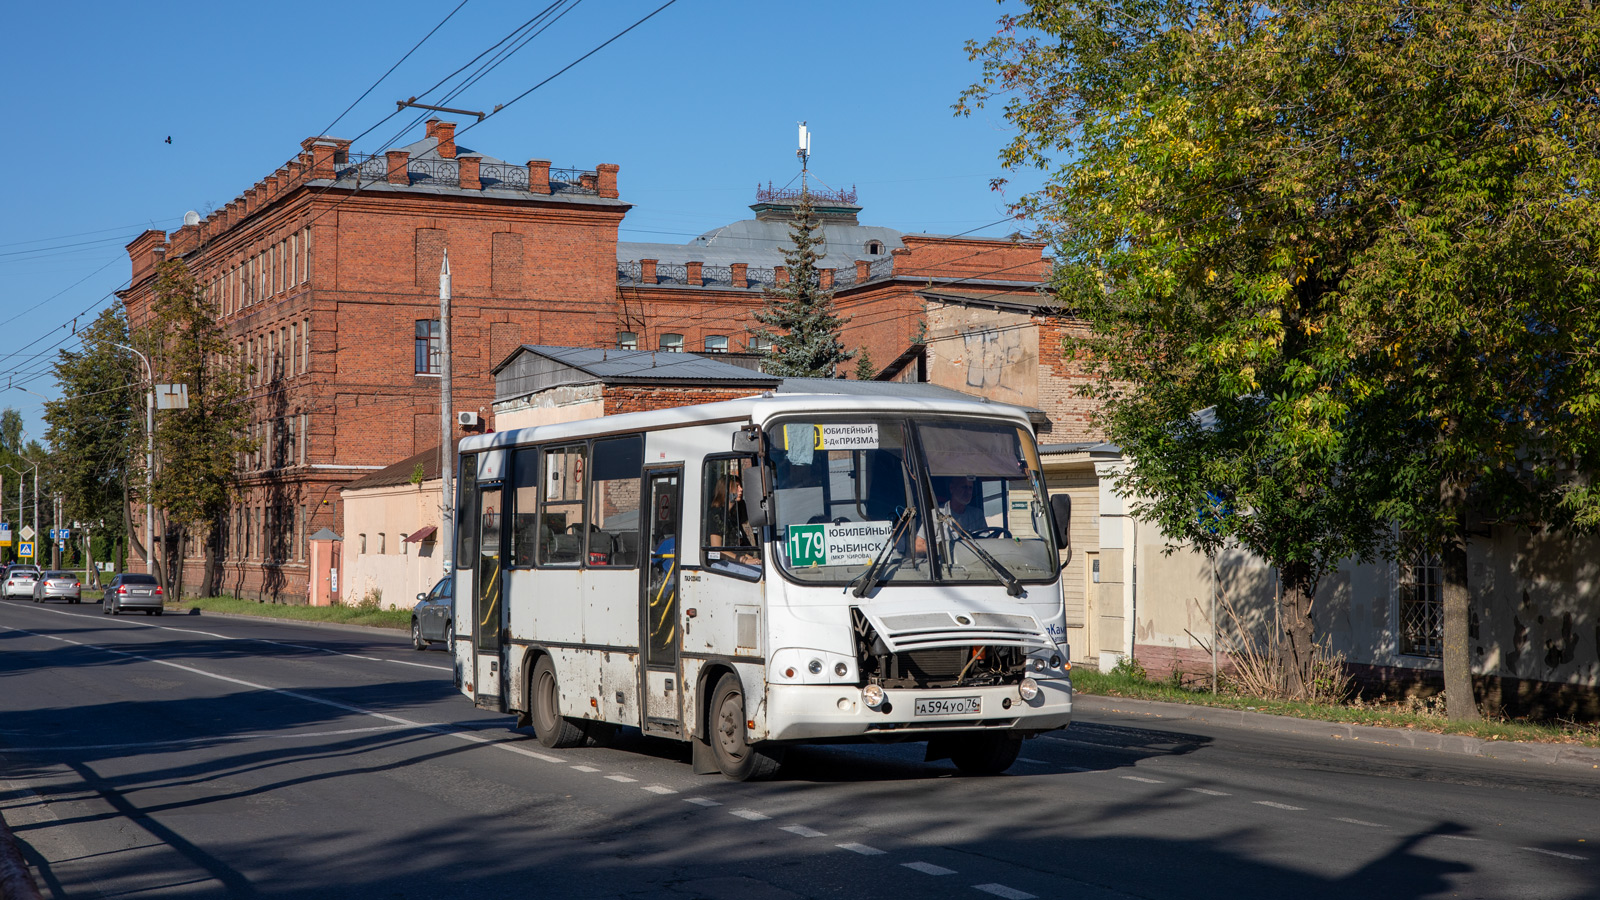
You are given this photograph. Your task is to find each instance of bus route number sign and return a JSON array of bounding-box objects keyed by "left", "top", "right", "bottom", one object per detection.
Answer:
[{"left": 787, "top": 524, "right": 828, "bottom": 567}]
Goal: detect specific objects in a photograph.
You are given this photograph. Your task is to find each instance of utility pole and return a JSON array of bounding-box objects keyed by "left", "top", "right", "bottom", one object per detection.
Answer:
[
  {"left": 51, "top": 493, "right": 59, "bottom": 569},
  {"left": 113, "top": 343, "right": 157, "bottom": 582},
  {"left": 438, "top": 249, "right": 454, "bottom": 574}
]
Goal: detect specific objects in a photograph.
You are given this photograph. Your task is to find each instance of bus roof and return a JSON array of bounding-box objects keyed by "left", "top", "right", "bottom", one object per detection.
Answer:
[{"left": 460, "top": 392, "right": 1034, "bottom": 454}]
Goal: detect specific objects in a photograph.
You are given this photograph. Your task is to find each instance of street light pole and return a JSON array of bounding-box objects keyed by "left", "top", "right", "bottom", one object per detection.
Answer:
[{"left": 113, "top": 343, "right": 157, "bottom": 579}]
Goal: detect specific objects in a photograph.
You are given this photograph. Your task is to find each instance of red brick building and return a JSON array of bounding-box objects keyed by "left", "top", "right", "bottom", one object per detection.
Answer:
[
  {"left": 120, "top": 120, "right": 629, "bottom": 599},
  {"left": 122, "top": 120, "right": 1068, "bottom": 601}
]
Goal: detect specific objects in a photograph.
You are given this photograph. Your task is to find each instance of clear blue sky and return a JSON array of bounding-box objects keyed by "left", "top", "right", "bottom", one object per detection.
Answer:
[{"left": 0, "top": 0, "right": 1040, "bottom": 442}]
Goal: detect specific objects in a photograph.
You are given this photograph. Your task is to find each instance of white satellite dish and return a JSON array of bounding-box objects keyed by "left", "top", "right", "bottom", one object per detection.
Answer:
[{"left": 183, "top": 210, "right": 201, "bottom": 227}]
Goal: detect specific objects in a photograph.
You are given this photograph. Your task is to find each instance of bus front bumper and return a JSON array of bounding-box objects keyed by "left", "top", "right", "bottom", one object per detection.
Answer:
[{"left": 764, "top": 677, "right": 1072, "bottom": 743}]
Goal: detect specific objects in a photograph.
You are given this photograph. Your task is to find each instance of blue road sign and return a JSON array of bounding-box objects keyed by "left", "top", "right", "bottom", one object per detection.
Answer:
[{"left": 19, "top": 541, "right": 34, "bottom": 558}]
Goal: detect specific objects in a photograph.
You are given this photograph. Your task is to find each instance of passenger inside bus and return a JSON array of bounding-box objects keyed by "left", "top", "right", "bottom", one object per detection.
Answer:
[{"left": 704, "top": 463, "right": 760, "bottom": 576}]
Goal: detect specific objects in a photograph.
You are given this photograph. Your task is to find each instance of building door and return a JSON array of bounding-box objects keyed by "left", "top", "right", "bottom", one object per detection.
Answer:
[
  {"left": 639, "top": 467, "right": 683, "bottom": 736},
  {"left": 1082, "top": 551, "right": 1100, "bottom": 667},
  {"left": 473, "top": 484, "right": 506, "bottom": 710}
]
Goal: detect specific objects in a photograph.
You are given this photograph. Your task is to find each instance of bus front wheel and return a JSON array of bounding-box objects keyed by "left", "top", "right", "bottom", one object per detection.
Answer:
[
  {"left": 709, "top": 673, "right": 783, "bottom": 781},
  {"left": 531, "top": 657, "right": 586, "bottom": 749}
]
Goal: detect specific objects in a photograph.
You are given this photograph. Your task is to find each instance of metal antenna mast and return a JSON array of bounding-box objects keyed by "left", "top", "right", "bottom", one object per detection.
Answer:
[{"left": 797, "top": 121, "right": 811, "bottom": 196}]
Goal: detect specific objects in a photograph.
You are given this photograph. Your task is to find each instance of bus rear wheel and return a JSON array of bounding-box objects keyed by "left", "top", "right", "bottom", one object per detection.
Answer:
[
  {"left": 531, "top": 657, "right": 586, "bottom": 749},
  {"left": 709, "top": 673, "right": 782, "bottom": 781},
  {"left": 949, "top": 732, "right": 1023, "bottom": 776}
]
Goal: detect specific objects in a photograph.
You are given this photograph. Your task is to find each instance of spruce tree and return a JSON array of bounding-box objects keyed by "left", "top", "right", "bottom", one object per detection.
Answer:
[
  {"left": 753, "top": 193, "right": 852, "bottom": 377},
  {"left": 854, "top": 348, "right": 875, "bottom": 381}
]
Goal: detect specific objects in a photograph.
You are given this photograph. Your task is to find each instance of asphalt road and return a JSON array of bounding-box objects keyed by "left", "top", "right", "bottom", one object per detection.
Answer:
[{"left": 3, "top": 596, "right": 1597, "bottom": 900}]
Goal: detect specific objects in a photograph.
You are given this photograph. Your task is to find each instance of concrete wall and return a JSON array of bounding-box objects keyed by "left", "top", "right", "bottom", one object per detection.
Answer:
[{"left": 341, "top": 479, "right": 444, "bottom": 609}]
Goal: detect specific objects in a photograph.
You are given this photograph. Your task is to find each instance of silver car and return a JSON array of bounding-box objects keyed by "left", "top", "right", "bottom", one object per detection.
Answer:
[
  {"left": 104, "top": 572, "right": 164, "bottom": 616},
  {"left": 32, "top": 571, "right": 82, "bottom": 604},
  {"left": 4, "top": 566, "right": 40, "bottom": 599}
]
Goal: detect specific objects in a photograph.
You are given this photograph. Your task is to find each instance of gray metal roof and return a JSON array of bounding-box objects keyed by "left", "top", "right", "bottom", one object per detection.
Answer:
[
  {"left": 618, "top": 217, "right": 904, "bottom": 268},
  {"left": 494, "top": 345, "right": 779, "bottom": 402},
  {"left": 1038, "top": 441, "right": 1122, "bottom": 456}
]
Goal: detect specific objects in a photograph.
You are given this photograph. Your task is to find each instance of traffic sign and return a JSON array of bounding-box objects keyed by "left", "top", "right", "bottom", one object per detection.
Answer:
[
  {"left": 20, "top": 525, "right": 34, "bottom": 541},
  {"left": 19, "top": 541, "right": 34, "bottom": 558}
]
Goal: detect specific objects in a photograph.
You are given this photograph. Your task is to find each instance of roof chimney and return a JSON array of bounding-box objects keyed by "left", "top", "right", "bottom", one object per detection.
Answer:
[{"left": 426, "top": 119, "right": 457, "bottom": 159}]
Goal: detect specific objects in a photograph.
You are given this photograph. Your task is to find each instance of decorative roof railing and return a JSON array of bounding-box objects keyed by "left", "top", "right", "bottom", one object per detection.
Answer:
[
  {"left": 616, "top": 260, "right": 898, "bottom": 290},
  {"left": 755, "top": 182, "right": 858, "bottom": 206},
  {"left": 550, "top": 166, "right": 599, "bottom": 195},
  {"left": 479, "top": 162, "right": 529, "bottom": 189}
]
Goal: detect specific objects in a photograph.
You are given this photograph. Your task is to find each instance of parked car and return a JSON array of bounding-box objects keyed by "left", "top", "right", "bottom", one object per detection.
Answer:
[
  {"left": 4, "top": 566, "right": 41, "bottom": 599},
  {"left": 32, "top": 571, "right": 82, "bottom": 604},
  {"left": 103, "top": 572, "right": 164, "bottom": 615},
  {"left": 411, "top": 576, "right": 453, "bottom": 650}
]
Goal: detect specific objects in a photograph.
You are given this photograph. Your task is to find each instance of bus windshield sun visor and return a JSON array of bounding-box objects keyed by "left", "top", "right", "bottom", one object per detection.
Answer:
[{"left": 918, "top": 424, "right": 1027, "bottom": 479}]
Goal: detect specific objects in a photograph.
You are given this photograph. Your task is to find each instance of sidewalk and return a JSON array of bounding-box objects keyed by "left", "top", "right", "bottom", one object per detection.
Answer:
[{"left": 1073, "top": 693, "right": 1600, "bottom": 772}]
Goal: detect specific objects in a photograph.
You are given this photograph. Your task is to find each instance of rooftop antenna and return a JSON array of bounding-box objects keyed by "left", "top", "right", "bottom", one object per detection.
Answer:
[{"left": 797, "top": 121, "right": 811, "bottom": 196}]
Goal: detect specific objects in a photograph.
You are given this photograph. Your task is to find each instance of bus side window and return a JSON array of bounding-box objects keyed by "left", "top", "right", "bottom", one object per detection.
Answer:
[
  {"left": 590, "top": 435, "right": 643, "bottom": 567},
  {"left": 539, "top": 444, "right": 586, "bottom": 566},
  {"left": 510, "top": 447, "right": 541, "bottom": 567},
  {"left": 702, "top": 457, "right": 762, "bottom": 579},
  {"left": 456, "top": 453, "right": 477, "bottom": 567}
]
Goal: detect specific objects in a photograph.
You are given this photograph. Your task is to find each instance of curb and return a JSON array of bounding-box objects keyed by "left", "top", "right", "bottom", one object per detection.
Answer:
[
  {"left": 1073, "top": 693, "right": 1600, "bottom": 772},
  {"left": 0, "top": 810, "right": 42, "bottom": 900}
]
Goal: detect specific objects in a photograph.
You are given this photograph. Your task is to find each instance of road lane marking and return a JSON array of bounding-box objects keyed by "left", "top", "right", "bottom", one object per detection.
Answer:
[
  {"left": 975, "top": 885, "right": 1037, "bottom": 900},
  {"left": 684, "top": 798, "right": 720, "bottom": 807},
  {"left": 642, "top": 785, "right": 677, "bottom": 795},
  {"left": 571, "top": 766, "right": 600, "bottom": 773},
  {"left": 14, "top": 606, "right": 453, "bottom": 671},
  {"left": 0, "top": 627, "right": 562, "bottom": 768},
  {"left": 0, "top": 724, "right": 415, "bottom": 753},
  {"left": 780, "top": 825, "right": 825, "bottom": 838},
  {"left": 1437, "top": 835, "right": 1482, "bottom": 842},
  {"left": 903, "top": 862, "right": 956, "bottom": 876},
  {"left": 1185, "top": 788, "right": 1230, "bottom": 796},
  {"left": 838, "top": 843, "right": 885, "bottom": 855},
  {"left": 1015, "top": 758, "right": 1050, "bottom": 765},
  {"left": 1522, "top": 847, "right": 1586, "bottom": 860},
  {"left": 1333, "top": 817, "right": 1388, "bottom": 828},
  {"left": 1254, "top": 801, "right": 1305, "bottom": 811},
  {"left": 730, "top": 809, "right": 770, "bottom": 821},
  {"left": 605, "top": 775, "right": 638, "bottom": 783},
  {"left": 1121, "top": 776, "right": 1164, "bottom": 784}
]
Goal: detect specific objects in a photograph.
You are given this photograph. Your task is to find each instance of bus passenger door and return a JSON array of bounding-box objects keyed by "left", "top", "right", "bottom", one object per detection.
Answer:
[
  {"left": 473, "top": 483, "right": 507, "bottom": 710},
  {"left": 639, "top": 467, "right": 683, "bottom": 736}
]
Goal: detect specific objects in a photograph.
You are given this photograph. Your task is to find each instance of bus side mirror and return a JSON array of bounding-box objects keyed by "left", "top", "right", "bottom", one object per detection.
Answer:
[
  {"left": 1050, "top": 493, "right": 1072, "bottom": 556},
  {"left": 731, "top": 427, "right": 760, "bottom": 454},
  {"left": 742, "top": 464, "right": 771, "bottom": 529}
]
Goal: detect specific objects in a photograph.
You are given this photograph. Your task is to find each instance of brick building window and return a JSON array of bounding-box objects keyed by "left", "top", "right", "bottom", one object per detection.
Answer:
[
  {"left": 1398, "top": 547, "right": 1443, "bottom": 658},
  {"left": 704, "top": 335, "right": 728, "bottom": 354},
  {"left": 302, "top": 318, "right": 311, "bottom": 373},
  {"left": 415, "top": 319, "right": 441, "bottom": 374},
  {"left": 617, "top": 331, "right": 638, "bottom": 350},
  {"left": 290, "top": 234, "right": 298, "bottom": 285},
  {"left": 659, "top": 333, "right": 684, "bottom": 353},
  {"left": 747, "top": 334, "right": 772, "bottom": 353},
  {"left": 302, "top": 227, "right": 311, "bottom": 284}
]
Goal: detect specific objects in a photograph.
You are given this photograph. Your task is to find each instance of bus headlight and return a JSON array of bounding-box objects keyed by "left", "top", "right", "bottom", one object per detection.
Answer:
[
  {"left": 1018, "top": 678, "right": 1040, "bottom": 701},
  {"left": 808, "top": 659, "right": 824, "bottom": 675},
  {"left": 861, "top": 684, "right": 886, "bottom": 709}
]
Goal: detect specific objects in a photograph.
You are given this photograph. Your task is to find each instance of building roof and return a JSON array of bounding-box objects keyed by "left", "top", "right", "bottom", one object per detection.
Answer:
[
  {"left": 341, "top": 442, "right": 453, "bottom": 492},
  {"left": 493, "top": 345, "right": 780, "bottom": 402},
  {"left": 315, "top": 134, "right": 628, "bottom": 207},
  {"left": 918, "top": 287, "right": 1058, "bottom": 313}
]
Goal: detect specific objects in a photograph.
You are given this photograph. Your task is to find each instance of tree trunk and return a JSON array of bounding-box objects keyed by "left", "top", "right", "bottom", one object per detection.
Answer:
[
  {"left": 1277, "top": 562, "right": 1319, "bottom": 699},
  {"left": 168, "top": 522, "right": 185, "bottom": 602},
  {"left": 1440, "top": 528, "right": 1479, "bottom": 721},
  {"left": 200, "top": 518, "right": 219, "bottom": 598}
]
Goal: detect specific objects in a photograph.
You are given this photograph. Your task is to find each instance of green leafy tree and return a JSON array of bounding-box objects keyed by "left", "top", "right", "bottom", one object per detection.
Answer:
[
  {"left": 138, "top": 259, "right": 254, "bottom": 598},
  {"left": 753, "top": 193, "right": 853, "bottom": 377},
  {"left": 962, "top": 0, "right": 1600, "bottom": 716},
  {"left": 44, "top": 307, "right": 139, "bottom": 582}
]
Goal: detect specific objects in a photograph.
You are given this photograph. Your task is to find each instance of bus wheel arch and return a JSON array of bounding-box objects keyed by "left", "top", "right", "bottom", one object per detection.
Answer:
[
  {"left": 530, "top": 654, "right": 586, "bottom": 749},
  {"left": 707, "top": 671, "right": 783, "bottom": 781}
]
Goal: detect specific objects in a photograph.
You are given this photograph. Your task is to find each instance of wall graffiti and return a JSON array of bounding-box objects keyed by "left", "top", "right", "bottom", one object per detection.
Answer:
[{"left": 962, "top": 327, "right": 1027, "bottom": 395}]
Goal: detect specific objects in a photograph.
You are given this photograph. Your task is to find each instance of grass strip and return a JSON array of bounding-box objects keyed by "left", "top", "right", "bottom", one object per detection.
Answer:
[
  {"left": 1071, "top": 668, "right": 1600, "bottom": 748},
  {"left": 169, "top": 595, "right": 411, "bottom": 630}
]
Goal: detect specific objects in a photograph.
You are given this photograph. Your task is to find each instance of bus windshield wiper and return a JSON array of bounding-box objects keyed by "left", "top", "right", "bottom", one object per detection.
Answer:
[
  {"left": 849, "top": 505, "right": 914, "bottom": 598},
  {"left": 940, "top": 513, "right": 1025, "bottom": 597}
]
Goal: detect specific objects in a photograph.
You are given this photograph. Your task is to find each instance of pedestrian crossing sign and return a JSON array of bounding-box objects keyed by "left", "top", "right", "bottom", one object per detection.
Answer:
[{"left": 19, "top": 541, "right": 33, "bottom": 558}]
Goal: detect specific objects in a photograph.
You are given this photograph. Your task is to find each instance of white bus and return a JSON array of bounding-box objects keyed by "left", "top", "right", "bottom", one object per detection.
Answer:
[{"left": 452, "top": 393, "right": 1074, "bottom": 779}]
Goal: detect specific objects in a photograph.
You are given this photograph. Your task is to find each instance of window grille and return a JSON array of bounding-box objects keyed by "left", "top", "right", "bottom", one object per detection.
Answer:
[{"left": 1398, "top": 549, "right": 1443, "bottom": 658}]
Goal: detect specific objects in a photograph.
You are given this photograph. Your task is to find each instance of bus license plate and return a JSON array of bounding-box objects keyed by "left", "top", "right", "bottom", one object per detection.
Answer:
[{"left": 914, "top": 696, "right": 980, "bottom": 716}]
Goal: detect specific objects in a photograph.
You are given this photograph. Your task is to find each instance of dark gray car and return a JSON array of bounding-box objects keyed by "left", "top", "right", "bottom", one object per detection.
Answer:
[
  {"left": 104, "top": 572, "right": 164, "bottom": 615},
  {"left": 411, "top": 577, "right": 452, "bottom": 650}
]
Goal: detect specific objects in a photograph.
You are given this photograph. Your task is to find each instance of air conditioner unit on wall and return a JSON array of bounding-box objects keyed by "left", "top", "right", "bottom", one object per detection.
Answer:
[{"left": 457, "top": 411, "right": 480, "bottom": 427}]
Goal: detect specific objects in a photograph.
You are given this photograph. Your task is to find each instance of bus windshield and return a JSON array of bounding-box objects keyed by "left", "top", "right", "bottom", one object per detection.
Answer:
[{"left": 764, "top": 415, "right": 1059, "bottom": 588}]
